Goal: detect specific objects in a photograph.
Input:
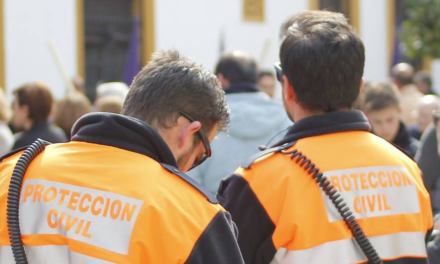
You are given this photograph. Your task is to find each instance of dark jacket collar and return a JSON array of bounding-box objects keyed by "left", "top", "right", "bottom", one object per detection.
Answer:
[
  {"left": 389, "top": 121, "right": 417, "bottom": 158},
  {"left": 71, "top": 113, "right": 177, "bottom": 167},
  {"left": 392, "top": 122, "right": 411, "bottom": 147},
  {"left": 29, "top": 121, "right": 50, "bottom": 131},
  {"left": 224, "top": 83, "right": 261, "bottom": 94},
  {"left": 273, "top": 110, "right": 371, "bottom": 146}
]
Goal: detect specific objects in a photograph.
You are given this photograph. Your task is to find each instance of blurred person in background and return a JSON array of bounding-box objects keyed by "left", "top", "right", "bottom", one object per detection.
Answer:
[
  {"left": 188, "top": 51, "right": 291, "bottom": 194},
  {"left": 427, "top": 111, "right": 440, "bottom": 263},
  {"left": 0, "top": 88, "right": 13, "bottom": 156},
  {"left": 391, "top": 63, "right": 424, "bottom": 126},
  {"left": 95, "top": 82, "right": 128, "bottom": 100},
  {"left": 94, "top": 82, "right": 129, "bottom": 113},
  {"left": 416, "top": 123, "right": 440, "bottom": 213},
  {"left": 11, "top": 82, "right": 67, "bottom": 150},
  {"left": 409, "top": 95, "right": 440, "bottom": 140},
  {"left": 414, "top": 70, "right": 436, "bottom": 95},
  {"left": 257, "top": 70, "right": 276, "bottom": 98},
  {"left": 95, "top": 95, "right": 124, "bottom": 114},
  {"left": 362, "top": 82, "right": 419, "bottom": 157},
  {"left": 54, "top": 92, "right": 91, "bottom": 138}
]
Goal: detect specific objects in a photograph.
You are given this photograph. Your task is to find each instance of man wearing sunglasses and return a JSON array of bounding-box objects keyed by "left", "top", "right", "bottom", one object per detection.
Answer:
[
  {"left": 0, "top": 50, "right": 243, "bottom": 263},
  {"left": 219, "top": 10, "right": 433, "bottom": 264}
]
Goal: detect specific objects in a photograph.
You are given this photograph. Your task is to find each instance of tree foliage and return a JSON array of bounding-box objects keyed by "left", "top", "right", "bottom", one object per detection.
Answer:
[{"left": 400, "top": 0, "right": 440, "bottom": 58}]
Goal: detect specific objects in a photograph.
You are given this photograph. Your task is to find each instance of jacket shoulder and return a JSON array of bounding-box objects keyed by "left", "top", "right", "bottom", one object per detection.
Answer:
[
  {"left": 0, "top": 146, "right": 28, "bottom": 163},
  {"left": 161, "top": 163, "right": 218, "bottom": 204},
  {"left": 241, "top": 142, "right": 296, "bottom": 169}
]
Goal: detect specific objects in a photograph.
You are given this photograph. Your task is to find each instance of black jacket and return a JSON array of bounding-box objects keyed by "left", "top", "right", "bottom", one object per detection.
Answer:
[
  {"left": 391, "top": 121, "right": 419, "bottom": 158},
  {"left": 12, "top": 121, "right": 67, "bottom": 150}
]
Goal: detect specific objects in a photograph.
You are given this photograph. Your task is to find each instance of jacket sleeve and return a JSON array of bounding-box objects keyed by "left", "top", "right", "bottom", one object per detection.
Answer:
[
  {"left": 217, "top": 173, "right": 277, "bottom": 264},
  {"left": 185, "top": 210, "right": 244, "bottom": 264},
  {"left": 415, "top": 124, "right": 440, "bottom": 192},
  {"left": 428, "top": 233, "right": 440, "bottom": 263}
]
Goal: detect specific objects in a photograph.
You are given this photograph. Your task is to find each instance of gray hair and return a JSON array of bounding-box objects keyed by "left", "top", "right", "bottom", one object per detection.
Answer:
[{"left": 122, "top": 49, "right": 230, "bottom": 134}]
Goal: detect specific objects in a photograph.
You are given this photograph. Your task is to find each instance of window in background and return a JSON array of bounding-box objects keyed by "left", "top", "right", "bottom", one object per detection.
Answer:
[{"left": 83, "top": 0, "right": 137, "bottom": 101}]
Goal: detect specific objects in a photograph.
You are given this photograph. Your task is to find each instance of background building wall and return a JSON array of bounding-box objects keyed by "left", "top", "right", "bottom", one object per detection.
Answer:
[
  {"left": 4, "top": 0, "right": 77, "bottom": 99},
  {"left": 1, "top": 0, "right": 396, "bottom": 100},
  {"left": 155, "top": 0, "right": 309, "bottom": 74},
  {"left": 360, "top": 0, "right": 389, "bottom": 83}
]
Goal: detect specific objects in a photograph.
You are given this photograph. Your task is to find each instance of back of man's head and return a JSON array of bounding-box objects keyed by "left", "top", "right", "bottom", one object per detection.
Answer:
[
  {"left": 122, "top": 50, "right": 230, "bottom": 134},
  {"left": 391, "top": 63, "right": 414, "bottom": 88},
  {"left": 215, "top": 51, "right": 258, "bottom": 86},
  {"left": 280, "top": 10, "right": 365, "bottom": 112}
]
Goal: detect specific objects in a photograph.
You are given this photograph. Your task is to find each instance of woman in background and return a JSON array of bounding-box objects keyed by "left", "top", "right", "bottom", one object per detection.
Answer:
[
  {"left": 11, "top": 82, "right": 67, "bottom": 149},
  {"left": 0, "top": 88, "right": 13, "bottom": 156},
  {"left": 54, "top": 92, "right": 91, "bottom": 139}
]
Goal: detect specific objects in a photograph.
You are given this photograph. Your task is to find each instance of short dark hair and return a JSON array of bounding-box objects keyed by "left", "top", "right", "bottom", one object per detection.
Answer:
[
  {"left": 414, "top": 70, "right": 432, "bottom": 87},
  {"left": 279, "top": 10, "right": 365, "bottom": 112},
  {"left": 14, "top": 82, "right": 53, "bottom": 124},
  {"left": 258, "top": 70, "right": 275, "bottom": 80},
  {"left": 215, "top": 51, "right": 258, "bottom": 84},
  {"left": 362, "top": 82, "right": 400, "bottom": 113},
  {"left": 121, "top": 50, "right": 230, "bottom": 134}
]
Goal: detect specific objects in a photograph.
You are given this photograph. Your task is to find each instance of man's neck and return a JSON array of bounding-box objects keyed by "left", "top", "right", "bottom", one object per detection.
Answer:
[{"left": 23, "top": 120, "right": 33, "bottom": 130}]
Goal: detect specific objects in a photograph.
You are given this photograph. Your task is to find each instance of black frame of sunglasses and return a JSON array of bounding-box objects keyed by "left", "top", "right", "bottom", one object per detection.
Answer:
[{"left": 179, "top": 111, "right": 212, "bottom": 170}]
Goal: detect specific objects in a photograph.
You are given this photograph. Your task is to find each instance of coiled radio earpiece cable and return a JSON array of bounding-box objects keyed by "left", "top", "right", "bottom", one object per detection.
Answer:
[
  {"left": 281, "top": 148, "right": 383, "bottom": 264},
  {"left": 7, "top": 139, "right": 51, "bottom": 264}
]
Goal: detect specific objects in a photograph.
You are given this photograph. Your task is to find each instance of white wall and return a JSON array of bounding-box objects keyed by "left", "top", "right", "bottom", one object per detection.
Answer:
[
  {"left": 360, "top": 0, "right": 389, "bottom": 82},
  {"left": 155, "top": 0, "right": 309, "bottom": 98},
  {"left": 4, "top": 0, "right": 77, "bottom": 100}
]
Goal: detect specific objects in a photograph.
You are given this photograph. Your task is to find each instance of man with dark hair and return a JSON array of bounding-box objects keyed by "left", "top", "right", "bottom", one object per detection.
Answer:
[
  {"left": 218, "top": 10, "right": 432, "bottom": 264},
  {"left": 414, "top": 70, "right": 436, "bottom": 95},
  {"left": 391, "top": 63, "right": 424, "bottom": 125},
  {"left": 257, "top": 70, "right": 276, "bottom": 98},
  {"left": 361, "top": 82, "right": 419, "bottom": 157},
  {"left": 188, "top": 51, "right": 291, "bottom": 194},
  {"left": 0, "top": 50, "right": 243, "bottom": 263},
  {"left": 215, "top": 51, "right": 259, "bottom": 86}
]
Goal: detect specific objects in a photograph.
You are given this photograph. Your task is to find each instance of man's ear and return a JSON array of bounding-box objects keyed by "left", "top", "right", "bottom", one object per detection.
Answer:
[
  {"left": 359, "top": 77, "right": 365, "bottom": 92},
  {"left": 282, "top": 75, "right": 296, "bottom": 103},
  {"left": 217, "top": 74, "right": 230, "bottom": 88},
  {"left": 178, "top": 121, "right": 202, "bottom": 148}
]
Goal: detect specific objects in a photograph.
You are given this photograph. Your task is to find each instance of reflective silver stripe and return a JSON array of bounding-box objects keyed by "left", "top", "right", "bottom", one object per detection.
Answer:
[
  {"left": 270, "top": 232, "right": 427, "bottom": 264},
  {"left": 0, "top": 245, "right": 114, "bottom": 264},
  {"left": 321, "top": 166, "right": 420, "bottom": 222},
  {"left": 19, "top": 179, "right": 143, "bottom": 255}
]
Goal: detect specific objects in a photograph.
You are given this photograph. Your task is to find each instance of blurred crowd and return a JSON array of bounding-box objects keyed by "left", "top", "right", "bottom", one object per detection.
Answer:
[{"left": 0, "top": 53, "right": 440, "bottom": 213}]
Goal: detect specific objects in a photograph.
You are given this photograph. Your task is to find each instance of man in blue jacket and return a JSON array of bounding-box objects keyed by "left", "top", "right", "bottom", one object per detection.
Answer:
[{"left": 188, "top": 51, "right": 292, "bottom": 193}]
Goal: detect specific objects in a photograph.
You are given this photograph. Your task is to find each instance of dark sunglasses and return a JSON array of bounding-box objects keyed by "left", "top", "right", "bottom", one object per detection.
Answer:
[
  {"left": 433, "top": 110, "right": 440, "bottom": 126},
  {"left": 274, "top": 62, "right": 284, "bottom": 83},
  {"left": 179, "top": 111, "right": 212, "bottom": 170}
]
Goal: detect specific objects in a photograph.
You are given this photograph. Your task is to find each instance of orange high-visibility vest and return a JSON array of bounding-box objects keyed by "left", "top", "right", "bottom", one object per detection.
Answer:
[
  {"left": 220, "top": 131, "right": 433, "bottom": 264},
  {"left": 0, "top": 141, "right": 241, "bottom": 263}
]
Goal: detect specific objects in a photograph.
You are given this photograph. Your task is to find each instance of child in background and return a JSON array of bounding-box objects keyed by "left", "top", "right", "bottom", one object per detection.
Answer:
[{"left": 361, "top": 82, "right": 419, "bottom": 157}]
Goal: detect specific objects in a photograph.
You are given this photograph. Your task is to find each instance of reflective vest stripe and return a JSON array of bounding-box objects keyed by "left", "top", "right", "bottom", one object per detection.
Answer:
[
  {"left": 271, "top": 232, "right": 427, "bottom": 264},
  {"left": 0, "top": 245, "right": 113, "bottom": 263}
]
